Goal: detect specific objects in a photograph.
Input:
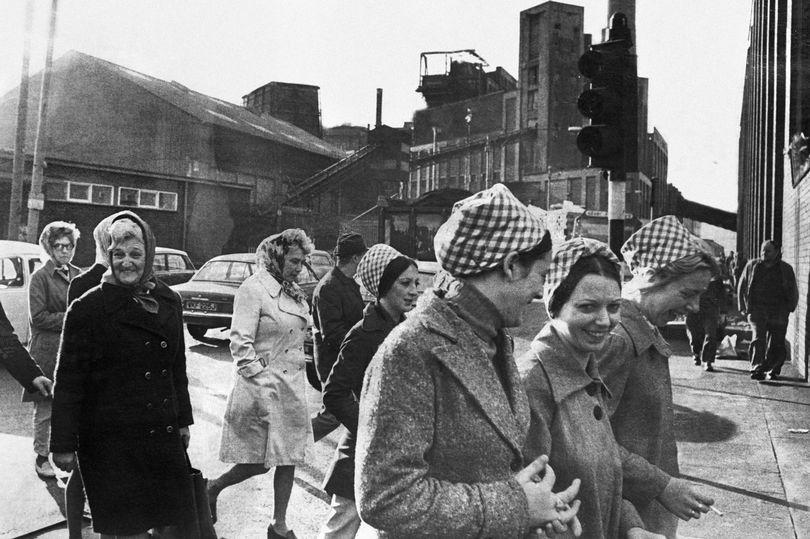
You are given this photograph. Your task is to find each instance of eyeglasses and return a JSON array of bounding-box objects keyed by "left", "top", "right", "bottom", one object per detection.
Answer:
[{"left": 52, "top": 242, "right": 74, "bottom": 251}]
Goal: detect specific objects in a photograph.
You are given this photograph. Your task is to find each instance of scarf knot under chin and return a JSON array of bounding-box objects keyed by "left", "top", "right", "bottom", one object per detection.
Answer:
[
  {"left": 266, "top": 266, "right": 308, "bottom": 304},
  {"left": 101, "top": 272, "right": 160, "bottom": 314}
]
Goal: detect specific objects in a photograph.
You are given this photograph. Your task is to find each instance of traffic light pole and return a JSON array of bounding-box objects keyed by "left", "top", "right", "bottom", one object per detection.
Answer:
[{"left": 607, "top": 171, "right": 625, "bottom": 256}]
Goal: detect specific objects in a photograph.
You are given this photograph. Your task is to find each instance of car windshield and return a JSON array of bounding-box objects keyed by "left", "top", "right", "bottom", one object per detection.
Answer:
[{"left": 194, "top": 260, "right": 254, "bottom": 283}]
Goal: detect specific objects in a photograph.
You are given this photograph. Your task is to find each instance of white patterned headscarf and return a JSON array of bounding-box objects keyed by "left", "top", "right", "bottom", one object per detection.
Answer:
[
  {"left": 434, "top": 184, "right": 548, "bottom": 277},
  {"left": 543, "top": 237, "right": 620, "bottom": 316},
  {"left": 356, "top": 244, "right": 403, "bottom": 298},
  {"left": 620, "top": 215, "right": 708, "bottom": 275}
]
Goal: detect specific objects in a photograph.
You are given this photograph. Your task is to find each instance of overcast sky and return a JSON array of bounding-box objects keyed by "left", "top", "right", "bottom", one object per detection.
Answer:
[{"left": 1, "top": 1, "right": 751, "bottom": 212}]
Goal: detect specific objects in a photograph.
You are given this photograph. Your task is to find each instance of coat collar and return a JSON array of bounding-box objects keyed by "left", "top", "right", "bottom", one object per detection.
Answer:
[
  {"left": 617, "top": 299, "right": 672, "bottom": 358},
  {"left": 361, "top": 302, "right": 399, "bottom": 332},
  {"left": 521, "top": 324, "right": 612, "bottom": 403},
  {"left": 44, "top": 258, "right": 80, "bottom": 280},
  {"left": 419, "top": 293, "right": 529, "bottom": 455},
  {"left": 100, "top": 281, "right": 172, "bottom": 340},
  {"left": 255, "top": 269, "right": 309, "bottom": 321}
]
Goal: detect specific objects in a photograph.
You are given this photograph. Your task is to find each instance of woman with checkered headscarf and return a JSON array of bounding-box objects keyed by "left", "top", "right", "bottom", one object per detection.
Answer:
[
  {"left": 355, "top": 185, "right": 582, "bottom": 538},
  {"left": 601, "top": 216, "right": 720, "bottom": 538},
  {"left": 318, "top": 244, "right": 419, "bottom": 538},
  {"left": 518, "top": 237, "right": 654, "bottom": 538}
]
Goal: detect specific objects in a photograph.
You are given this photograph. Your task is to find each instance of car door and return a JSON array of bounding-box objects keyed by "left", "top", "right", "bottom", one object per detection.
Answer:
[
  {"left": 165, "top": 253, "right": 195, "bottom": 285},
  {"left": 0, "top": 254, "right": 40, "bottom": 343}
]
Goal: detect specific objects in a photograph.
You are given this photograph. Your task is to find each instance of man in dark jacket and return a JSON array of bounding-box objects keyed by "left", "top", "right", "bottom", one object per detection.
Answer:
[
  {"left": 737, "top": 240, "right": 799, "bottom": 380},
  {"left": 685, "top": 274, "right": 728, "bottom": 372},
  {"left": 310, "top": 233, "right": 367, "bottom": 441},
  {"left": 0, "top": 303, "right": 52, "bottom": 397}
]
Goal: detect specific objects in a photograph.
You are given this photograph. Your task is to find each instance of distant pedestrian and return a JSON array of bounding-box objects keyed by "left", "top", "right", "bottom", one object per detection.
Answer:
[
  {"left": 51, "top": 214, "right": 195, "bottom": 538},
  {"left": 355, "top": 184, "right": 582, "bottom": 537},
  {"left": 737, "top": 240, "right": 798, "bottom": 380},
  {"left": 27, "top": 221, "right": 81, "bottom": 479},
  {"left": 318, "top": 244, "right": 419, "bottom": 539},
  {"left": 310, "top": 232, "right": 367, "bottom": 441},
  {"left": 209, "top": 229, "right": 314, "bottom": 539},
  {"left": 519, "top": 238, "right": 651, "bottom": 537},
  {"left": 685, "top": 274, "right": 728, "bottom": 372},
  {"left": 0, "top": 302, "right": 52, "bottom": 397},
  {"left": 601, "top": 215, "right": 718, "bottom": 538}
]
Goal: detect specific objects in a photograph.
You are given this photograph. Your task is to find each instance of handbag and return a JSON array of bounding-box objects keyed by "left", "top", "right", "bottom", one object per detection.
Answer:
[{"left": 186, "top": 452, "right": 218, "bottom": 539}]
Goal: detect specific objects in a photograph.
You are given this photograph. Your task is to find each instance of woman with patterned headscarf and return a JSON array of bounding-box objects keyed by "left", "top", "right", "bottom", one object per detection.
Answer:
[
  {"left": 318, "top": 244, "right": 419, "bottom": 538},
  {"left": 209, "top": 229, "right": 314, "bottom": 539},
  {"left": 27, "top": 221, "right": 81, "bottom": 479},
  {"left": 51, "top": 213, "right": 195, "bottom": 538},
  {"left": 519, "top": 237, "right": 654, "bottom": 538},
  {"left": 600, "top": 216, "right": 720, "bottom": 538}
]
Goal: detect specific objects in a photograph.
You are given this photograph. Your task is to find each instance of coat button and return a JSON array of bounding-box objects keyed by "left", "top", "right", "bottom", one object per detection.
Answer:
[
  {"left": 585, "top": 383, "right": 598, "bottom": 396},
  {"left": 163, "top": 398, "right": 170, "bottom": 408},
  {"left": 161, "top": 369, "right": 169, "bottom": 377},
  {"left": 289, "top": 329, "right": 293, "bottom": 334},
  {"left": 149, "top": 429, "right": 156, "bottom": 436},
  {"left": 285, "top": 349, "right": 289, "bottom": 353},
  {"left": 510, "top": 458, "right": 522, "bottom": 472},
  {"left": 282, "top": 369, "right": 288, "bottom": 374},
  {"left": 144, "top": 371, "right": 152, "bottom": 380},
  {"left": 160, "top": 341, "right": 168, "bottom": 349},
  {"left": 166, "top": 426, "right": 174, "bottom": 433},
  {"left": 146, "top": 402, "right": 153, "bottom": 410},
  {"left": 593, "top": 405, "right": 604, "bottom": 420},
  {"left": 145, "top": 341, "right": 151, "bottom": 347}
]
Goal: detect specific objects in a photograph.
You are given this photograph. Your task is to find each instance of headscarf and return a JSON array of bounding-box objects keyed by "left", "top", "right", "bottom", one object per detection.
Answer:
[
  {"left": 356, "top": 244, "right": 405, "bottom": 298},
  {"left": 39, "top": 221, "right": 80, "bottom": 267},
  {"left": 101, "top": 213, "right": 159, "bottom": 314},
  {"left": 255, "top": 229, "right": 313, "bottom": 304},
  {"left": 92, "top": 210, "right": 139, "bottom": 265},
  {"left": 543, "top": 237, "right": 621, "bottom": 316},
  {"left": 620, "top": 215, "right": 709, "bottom": 275},
  {"left": 434, "top": 183, "right": 548, "bottom": 277}
]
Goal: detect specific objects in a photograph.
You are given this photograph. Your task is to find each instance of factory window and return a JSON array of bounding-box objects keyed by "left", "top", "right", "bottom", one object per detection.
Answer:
[
  {"left": 528, "top": 15, "right": 540, "bottom": 59},
  {"left": 528, "top": 65, "right": 539, "bottom": 87},
  {"left": 585, "top": 175, "right": 597, "bottom": 209},
  {"left": 118, "top": 187, "right": 178, "bottom": 211},
  {"left": 569, "top": 178, "right": 582, "bottom": 205},
  {"left": 527, "top": 90, "right": 538, "bottom": 111},
  {"left": 44, "top": 180, "right": 114, "bottom": 206}
]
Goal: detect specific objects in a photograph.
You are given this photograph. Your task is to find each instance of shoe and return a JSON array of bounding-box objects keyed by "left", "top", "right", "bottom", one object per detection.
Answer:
[
  {"left": 267, "top": 526, "right": 297, "bottom": 539},
  {"left": 767, "top": 373, "right": 779, "bottom": 381},
  {"left": 206, "top": 483, "right": 218, "bottom": 524},
  {"left": 704, "top": 364, "right": 714, "bottom": 372},
  {"left": 694, "top": 358, "right": 701, "bottom": 366},
  {"left": 35, "top": 456, "right": 56, "bottom": 478},
  {"left": 750, "top": 371, "right": 766, "bottom": 380}
]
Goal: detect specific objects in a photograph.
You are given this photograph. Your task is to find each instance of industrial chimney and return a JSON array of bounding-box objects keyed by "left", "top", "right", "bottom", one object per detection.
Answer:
[{"left": 375, "top": 88, "right": 383, "bottom": 128}]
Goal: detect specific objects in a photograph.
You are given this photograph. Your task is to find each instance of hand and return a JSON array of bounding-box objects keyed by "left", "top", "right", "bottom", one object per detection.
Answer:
[
  {"left": 52, "top": 452, "right": 76, "bottom": 472},
  {"left": 658, "top": 478, "right": 714, "bottom": 521},
  {"left": 179, "top": 426, "right": 190, "bottom": 449},
  {"left": 627, "top": 528, "right": 665, "bottom": 539},
  {"left": 31, "top": 376, "right": 53, "bottom": 398},
  {"left": 516, "top": 456, "right": 582, "bottom": 535}
]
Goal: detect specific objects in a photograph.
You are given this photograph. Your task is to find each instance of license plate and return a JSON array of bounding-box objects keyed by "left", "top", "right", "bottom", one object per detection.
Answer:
[{"left": 186, "top": 301, "right": 216, "bottom": 312}]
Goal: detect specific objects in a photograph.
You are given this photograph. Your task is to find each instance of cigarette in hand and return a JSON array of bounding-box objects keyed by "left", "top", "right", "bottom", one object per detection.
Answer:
[{"left": 709, "top": 505, "right": 724, "bottom": 516}]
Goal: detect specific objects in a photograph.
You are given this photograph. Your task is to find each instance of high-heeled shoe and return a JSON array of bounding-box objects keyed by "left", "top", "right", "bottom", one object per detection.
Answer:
[
  {"left": 267, "top": 525, "right": 297, "bottom": 539},
  {"left": 206, "top": 482, "right": 218, "bottom": 524}
]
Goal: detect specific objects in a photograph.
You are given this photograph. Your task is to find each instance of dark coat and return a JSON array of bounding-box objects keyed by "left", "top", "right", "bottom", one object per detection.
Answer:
[
  {"left": 311, "top": 267, "right": 365, "bottom": 383},
  {"left": 737, "top": 258, "right": 798, "bottom": 315},
  {"left": 0, "top": 303, "right": 45, "bottom": 394},
  {"left": 50, "top": 281, "right": 194, "bottom": 535},
  {"left": 355, "top": 293, "right": 532, "bottom": 538},
  {"left": 67, "top": 262, "right": 107, "bottom": 303},
  {"left": 322, "top": 302, "right": 399, "bottom": 500}
]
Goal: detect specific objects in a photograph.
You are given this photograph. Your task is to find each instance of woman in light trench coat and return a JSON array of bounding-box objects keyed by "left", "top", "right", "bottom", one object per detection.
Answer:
[{"left": 208, "top": 229, "right": 314, "bottom": 539}]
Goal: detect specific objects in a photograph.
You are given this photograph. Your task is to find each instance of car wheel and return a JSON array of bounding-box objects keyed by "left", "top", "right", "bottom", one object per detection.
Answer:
[
  {"left": 306, "top": 361, "right": 322, "bottom": 392},
  {"left": 188, "top": 324, "right": 207, "bottom": 340}
]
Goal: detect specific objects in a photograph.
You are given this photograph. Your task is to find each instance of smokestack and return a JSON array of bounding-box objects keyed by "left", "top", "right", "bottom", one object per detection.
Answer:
[
  {"left": 607, "top": 0, "right": 636, "bottom": 51},
  {"left": 375, "top": 88, "right": 383, "bottom": 128}
]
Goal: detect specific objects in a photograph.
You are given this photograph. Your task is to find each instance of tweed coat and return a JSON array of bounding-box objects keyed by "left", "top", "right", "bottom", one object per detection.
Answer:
[
  {"left": 25, "top": 258, "right": 81, "bottom": 402},
  {"left": 50, "top": 280, "right": 194, "bottom": 535},
  {"left": 355, "top": 292, "right": 532, "bottom": 538},
  {"left": 599, "top": 299, "right": 678, "bottom": 538},
  {"left": 322, "top": 302, "right": 400, "bottom": 500},
  {"left": 220, "top": 268, "right": 312, "bottom": 466},
  {"left": 519, "top": 325, "right": 644, "bottom": 538}
]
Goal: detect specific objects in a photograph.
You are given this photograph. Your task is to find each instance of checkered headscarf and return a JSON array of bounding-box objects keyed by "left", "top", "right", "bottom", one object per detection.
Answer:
[
  {"left": 543, "top": 238, "right": 621, "bottom": 314},
  {"left": 434, "top": 184, "right": 548, "bottom": 277},
  {"left": 621, "top": 215, "right": 707, "bottom": 275},
  {"left": 356, "top": 243, "right": 403, "bottom": 298}
]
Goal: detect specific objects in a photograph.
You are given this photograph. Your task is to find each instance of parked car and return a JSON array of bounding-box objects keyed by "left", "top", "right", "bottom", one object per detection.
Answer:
[
  {"left": 154, "top": 246, "right": 196, "bottom": 286},
  {"left": 308, "top": 249, "right": 334, "bottom": 279},
  {"left": 0, "top": 240, "right": 43, "bottom": 344}
]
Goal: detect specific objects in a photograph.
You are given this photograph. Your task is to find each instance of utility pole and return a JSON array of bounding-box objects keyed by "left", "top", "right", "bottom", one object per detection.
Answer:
[
  {"left": 25, "top": 0, "right": 59, "bottom": 244},
  {"left": 7, "top": 0, "right": 35, "bottom": 241}
]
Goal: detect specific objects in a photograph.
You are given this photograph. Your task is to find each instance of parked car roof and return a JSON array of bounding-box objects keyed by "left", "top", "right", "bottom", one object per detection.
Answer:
[
  {"left": 0, "top": 240, "right": 42, "bottom": 257},
  {"left": 155, "top": 246, "right": 190, "bottom": 255}
]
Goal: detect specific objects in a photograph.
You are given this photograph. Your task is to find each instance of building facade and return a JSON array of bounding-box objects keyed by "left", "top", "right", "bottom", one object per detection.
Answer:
[{"left": 738, "top": 0, "right": 810, "bottom": 378}]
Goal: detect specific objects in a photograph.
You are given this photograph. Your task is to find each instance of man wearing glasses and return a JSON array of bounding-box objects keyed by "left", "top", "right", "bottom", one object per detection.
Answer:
[{"left": 27, "top": 221, "right": 81, "bottom": 478}]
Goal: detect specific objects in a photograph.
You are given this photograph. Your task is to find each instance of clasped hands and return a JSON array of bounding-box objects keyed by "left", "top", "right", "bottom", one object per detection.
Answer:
[{"left": 517, "top": 455, "right": 582, "bottom": 537}]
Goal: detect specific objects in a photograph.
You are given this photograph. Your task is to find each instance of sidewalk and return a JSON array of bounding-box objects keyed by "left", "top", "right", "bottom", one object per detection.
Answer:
[{"left": 665, "top": 333, "right": 810, "bottom": 539}]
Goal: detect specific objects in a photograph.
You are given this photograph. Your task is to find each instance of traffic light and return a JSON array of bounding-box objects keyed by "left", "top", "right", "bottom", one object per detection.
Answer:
[{"left": 576, "top": 13, "right": 638, "bottom": 181}]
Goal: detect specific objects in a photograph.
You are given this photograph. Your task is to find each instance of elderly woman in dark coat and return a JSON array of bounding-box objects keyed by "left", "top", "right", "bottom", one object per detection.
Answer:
[
  {"left": 27, "top": 220, "right": 81, "bottom": 478},
  {"left": 355, "top": 184, "right": 582, "bottom": 538},
  {"left": 318, "top": 244, "right": 419, "bottom": 538},
  {"left": 600, "top": 216, "right": 719, "bottom": 538},
  {"left": 51, "top": 214, "right": 194, "bottom": 538}
]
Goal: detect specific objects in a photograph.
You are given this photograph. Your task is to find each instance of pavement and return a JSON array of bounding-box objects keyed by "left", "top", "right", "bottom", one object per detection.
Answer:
[{"left": 2, "top": 325, "right": 809, "bottom": 539}]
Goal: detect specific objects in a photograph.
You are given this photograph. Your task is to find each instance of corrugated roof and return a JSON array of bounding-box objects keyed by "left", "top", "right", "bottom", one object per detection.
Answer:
[{"left": 78, "top": 51, "right": 342, "bottom": 159}]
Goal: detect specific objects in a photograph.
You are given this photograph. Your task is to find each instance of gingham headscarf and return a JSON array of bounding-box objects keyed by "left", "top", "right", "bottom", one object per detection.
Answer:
[
  {"left": 434, "top": 184, "right": 548, "bottom": 277},
  {"left": 544, "top": 237, "right": 620, "bottom": 315},
  {"left": 621, "top": 215, "right": 707, "bottom": 275},
  {"left": 356, "top": 244, "right": 403, "bottom": 298}
]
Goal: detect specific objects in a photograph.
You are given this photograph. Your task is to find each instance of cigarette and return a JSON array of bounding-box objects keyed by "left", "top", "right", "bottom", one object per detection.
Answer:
[{"left": 709, "top": 505, "right": 724, "bottom": 516}]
